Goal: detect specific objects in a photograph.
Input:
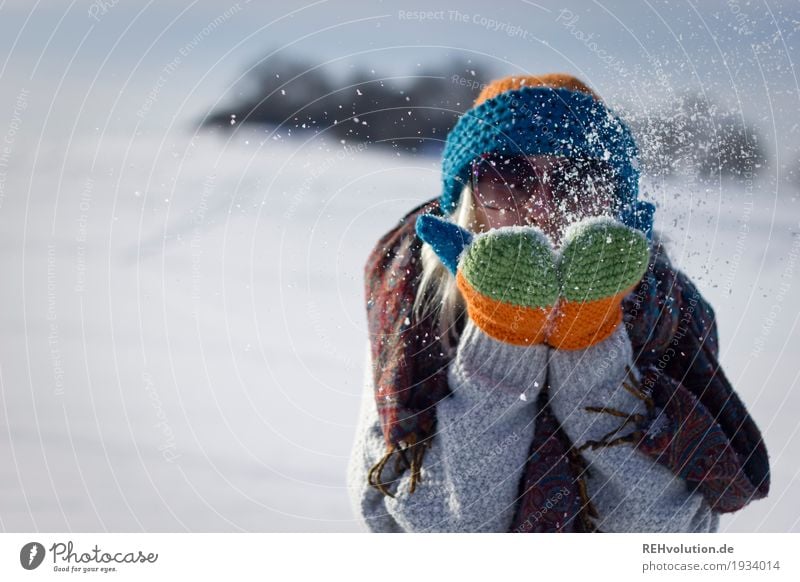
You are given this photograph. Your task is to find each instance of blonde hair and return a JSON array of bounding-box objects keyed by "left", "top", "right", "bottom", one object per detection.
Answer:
[{"left": 412, "top": 184, "right": 477, "bottom": 356}]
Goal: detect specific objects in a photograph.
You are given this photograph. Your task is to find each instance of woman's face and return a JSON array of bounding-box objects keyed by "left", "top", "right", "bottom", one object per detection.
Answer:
[{"left": 470, "top": 154, "right": 617, "bottom": 247}]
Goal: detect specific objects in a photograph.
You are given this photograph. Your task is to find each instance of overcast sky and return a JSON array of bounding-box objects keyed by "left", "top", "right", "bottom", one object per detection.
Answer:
[{"left": 0, "top": 0, "right": 797, "bottom": 166}]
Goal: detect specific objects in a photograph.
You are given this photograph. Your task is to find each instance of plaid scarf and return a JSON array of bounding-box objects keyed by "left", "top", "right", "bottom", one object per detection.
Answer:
[{"left": 364, "top": 197, "right": 770, "bottom": 532}]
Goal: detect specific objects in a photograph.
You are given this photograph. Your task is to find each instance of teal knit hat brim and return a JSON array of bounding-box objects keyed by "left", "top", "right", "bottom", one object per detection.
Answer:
[{"left": 440, "top": 86, "right": 655, "bottom": 239}]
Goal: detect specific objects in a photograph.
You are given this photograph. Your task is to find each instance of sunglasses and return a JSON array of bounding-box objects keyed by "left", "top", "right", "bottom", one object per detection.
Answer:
[{"left": 471, "top": 154, "right": 617, "bottom": 212}]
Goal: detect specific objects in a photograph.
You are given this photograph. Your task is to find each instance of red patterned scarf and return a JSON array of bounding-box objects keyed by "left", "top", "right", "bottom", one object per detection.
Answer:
[{"left": 364, "top": 197, "right": 770, "bottom": 532}]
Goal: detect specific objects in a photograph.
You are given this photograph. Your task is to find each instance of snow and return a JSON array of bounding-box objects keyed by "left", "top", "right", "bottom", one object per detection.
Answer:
[{"left": 0, "top": 124, "right": 797, "bottom": 532}]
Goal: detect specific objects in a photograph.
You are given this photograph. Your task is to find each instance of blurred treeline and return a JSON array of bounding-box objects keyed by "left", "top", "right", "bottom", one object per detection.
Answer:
[{"left": 204, "top": 53, "right": 768, "bottom": 183}]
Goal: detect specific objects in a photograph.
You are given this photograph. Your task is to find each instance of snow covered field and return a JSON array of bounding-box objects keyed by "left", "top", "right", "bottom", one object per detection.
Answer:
[{"left": 0, "top": 122, "right": 798, "bottom": 532}]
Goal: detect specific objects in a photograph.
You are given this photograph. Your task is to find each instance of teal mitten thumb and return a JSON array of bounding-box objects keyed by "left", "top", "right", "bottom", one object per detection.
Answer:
[{"left": 415, "top": 214, "right": 473, "bottom": 274}]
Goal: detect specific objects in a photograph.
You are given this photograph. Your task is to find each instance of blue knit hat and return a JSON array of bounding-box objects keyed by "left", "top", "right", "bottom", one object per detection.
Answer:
[{"left": 440, "top": 78, "right": 655, "bottom": 239}]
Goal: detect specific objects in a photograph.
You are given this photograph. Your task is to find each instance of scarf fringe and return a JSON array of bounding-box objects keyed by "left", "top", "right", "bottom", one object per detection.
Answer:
[
  {"left": 566, "top": 446, "right": 600, "bottom": 532},
  {"left": 368, "top": 435, "right": 429, "bottom": 498},
  {"left": 566, "top": 369, "right": 655, "bottom": 532}
]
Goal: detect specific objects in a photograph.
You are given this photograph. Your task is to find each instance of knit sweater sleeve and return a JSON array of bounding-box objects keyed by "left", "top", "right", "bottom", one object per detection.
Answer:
[
  {"left": 347, "top": 319, "right": 548, "bottom": 532},
  {"left": 547, "top": 321, "right": 720, "bottom": 533}
]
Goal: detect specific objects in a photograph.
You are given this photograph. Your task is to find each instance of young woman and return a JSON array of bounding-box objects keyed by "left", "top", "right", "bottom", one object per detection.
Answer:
[{"left": 346, "top": 74, "right": 770, "bottom": 533}]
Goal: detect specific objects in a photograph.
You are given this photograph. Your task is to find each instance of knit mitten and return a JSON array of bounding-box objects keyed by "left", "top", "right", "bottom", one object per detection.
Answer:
[
  {"left": 547, "top": 216, "right": 650, "bottom": 350},
  {"left": 416, "top": 215, "right": 559, "bottom": 346}
]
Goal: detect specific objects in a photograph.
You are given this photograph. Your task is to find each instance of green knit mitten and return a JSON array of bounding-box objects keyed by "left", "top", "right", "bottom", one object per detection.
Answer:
[
  {"left": 548, "top": 216, "right": 651, "bottom": 350},
  {"left": 416, "top": 216, "right": 559, "bottom": 345}
]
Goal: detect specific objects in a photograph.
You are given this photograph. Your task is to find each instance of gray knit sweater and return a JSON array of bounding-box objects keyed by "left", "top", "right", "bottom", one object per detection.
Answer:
[{"left": 347, "top": 318, "right": 720, "bottom": 533}]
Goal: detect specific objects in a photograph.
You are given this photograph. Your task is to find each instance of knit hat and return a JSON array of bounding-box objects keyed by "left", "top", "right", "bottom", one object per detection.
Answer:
[{"left": 440, "top": 74, "right": 655, "bottom": 239}]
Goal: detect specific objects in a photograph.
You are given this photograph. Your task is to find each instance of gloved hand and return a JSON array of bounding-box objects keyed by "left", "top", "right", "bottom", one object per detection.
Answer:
[
  {"left": 416, "top": 214, "right": 650, "bottom": 351},
  {"left": 547, "top": 216, "right": 651, "bottom": 350},
  {"left": 415, "top": 214, "right": 560, "bottom": 346}
]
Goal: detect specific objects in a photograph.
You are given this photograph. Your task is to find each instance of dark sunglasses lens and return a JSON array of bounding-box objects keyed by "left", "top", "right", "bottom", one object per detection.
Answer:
[
  {"left": 473, "top": 155, "right": 616, "bottom": 210},
  {"left": 476, "top": 157, "right": 541, "bottom": 188}
]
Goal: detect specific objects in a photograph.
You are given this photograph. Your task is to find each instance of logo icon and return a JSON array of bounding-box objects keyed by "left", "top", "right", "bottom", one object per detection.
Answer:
[{"left": 20, "top": 542, "right": 46, "bottom": 570}]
